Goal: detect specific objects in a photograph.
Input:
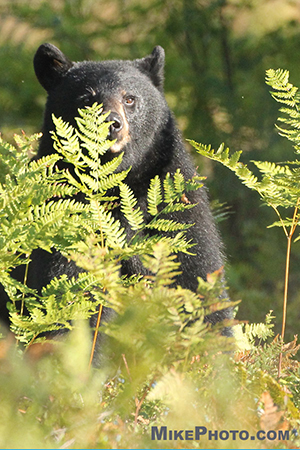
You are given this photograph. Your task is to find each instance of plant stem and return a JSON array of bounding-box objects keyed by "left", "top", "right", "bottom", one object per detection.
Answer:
[
  {"left": 134, "top": 376, "right": 156, "bottom": 428},
  {"left": 88, "top": 303, "right": 103, "bottom": 369},
  {"left": 278, "top": 236, "right": 292, "bottom": 378},
  {"left": 21, "top": 261, "right": 30, "bottom": 317},
  {"left": 278, "top": 199, "right": 300, "bottom": 378},
  {"left": 122, "top": 353, "right": 132, "bottom": 382}
]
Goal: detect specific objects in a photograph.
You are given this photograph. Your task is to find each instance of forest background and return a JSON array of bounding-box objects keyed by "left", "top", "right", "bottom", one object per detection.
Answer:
[{"left": 1, "top": 0, "right": 300, "bottom": 341}]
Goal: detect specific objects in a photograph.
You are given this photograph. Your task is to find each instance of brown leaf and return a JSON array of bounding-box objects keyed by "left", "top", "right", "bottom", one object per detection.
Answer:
[
  {"left": 206, "top": 266, "right": 224, "bottom": 283},
  {"left": 282, "top": 335, "right": 300, "bottom": 355},
  {"left": 181, "top": 193, "right": 191, "bottom": 204},
  {"left": 260, "top": 391, "right": 282, "bottom": 430}
]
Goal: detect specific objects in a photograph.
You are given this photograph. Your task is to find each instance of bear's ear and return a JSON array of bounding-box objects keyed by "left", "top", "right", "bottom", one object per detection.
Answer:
[
  {"left": 134, "top": 46, "right": 165, "bottom": 92},
  {"left": 34, "top": 43, "right": 73, "bottom": 91}
]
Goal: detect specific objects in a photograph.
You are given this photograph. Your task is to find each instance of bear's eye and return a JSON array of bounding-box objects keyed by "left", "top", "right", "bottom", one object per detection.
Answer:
[{"left": 124, "top": 96, "right": 135, "bottom": 107}]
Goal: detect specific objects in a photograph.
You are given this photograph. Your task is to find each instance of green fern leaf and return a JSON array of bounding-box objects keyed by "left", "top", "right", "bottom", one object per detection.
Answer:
[
  {"left": 189, "top": 140, "right": 260, "bottom": 192},
  {"left": 147, "top": 175, "right": 162, "bottom": 216},
  {"left": 174, "top": 169, "right": 185, "bottom": 195},
  {"left": 119, "top": 182, "right": 144, "bottom": 231},
  {"left": 265, "top": 68, "right": 299, "bottom": 107},
  {"left": 146, "top": 218, "right": 192, "bottom": 232},
  {"left": 141, "top": 242, "right": 182, "bottom": 287},
  {"left": 75, "top": 104, "right": 112, "bottom": 157},
  {"left": 89, "top": 199, "right": 126, "bottom": 248},
  {"left": 163, "top": 172, "right": 178, "bottom": 203},
  {"left": 162, "top": 203, "right": 195, "bottom": 214}
]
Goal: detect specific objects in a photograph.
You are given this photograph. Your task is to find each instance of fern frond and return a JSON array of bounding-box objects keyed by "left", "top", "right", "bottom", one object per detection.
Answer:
[
  {"left": 252, "top": 161, "right": 292, "bottom": 177},
  {"left": 184, "top": 175, "right": 205, "bottom": 192},
  {"left": 74, "top": 170, "right": 100, "bottom": 192},
  {"left": 89, "top": 199, "right": 126, "bottom": 248},
  {"left": 51, "top": 105, "right": 128, "bottom": 197},
  {"left": 265, "top": 68, "right": 300, "bottom": 154},
  {"left": 11, "top": 272, "right": 101, "bottom": 343},
  {"left": 0, "top": 133, "right": 43, "bottom": 183},
  {"left": 123, "top": 232, "right": 194, "bottom": 258},
  {"left": 96, "top": 171, "right": 129, "bottom": 195},
  {"left": 265, "top": 69, "right": 299, "bottom": 107},
  {"left": 147, "top": 175, "right": 162, "bottom": 216},
  {"left": 28, "top": 153, "right": 62, "bottom": 176},
  {"left": 162, "top": 203, "right": 195, "bottom": 214},
  {"left": 141, "top": 242, "right": 182, "bottom": 287},
  {"left": 119, "top": 182, "right": 144, "bottom": 231},
  {"left": 268, "top": 217, "right": 300, "bottom": 229},
  {"left": 174, "top": 169, "right": 185, "bottom": 195},
  {"left": 146, "top": 218, "right": 192, "bottom": 232},
  {"left": 277, "top": 107, "right": 300, "bottom": 120},
  {"left": 75, "top": 103, "right": 112, "bottom": 157},
  {"left": 190, "top": 141, "right": 260, "bottom": 191},
  {"left": 266, "top": 68, "right": 290, "bottom": 88},
  {"left": 163, "top": 173, "right": 178, "bottom": 203},
  {"left": 97, "top": 152, "right": 124, "bottom": 178},
  {"left": 51, "top": 116, "right": 81, "bottom": 164}
]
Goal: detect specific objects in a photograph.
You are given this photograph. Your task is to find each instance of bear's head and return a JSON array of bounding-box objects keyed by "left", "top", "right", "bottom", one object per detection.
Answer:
[{"left": 34, "top": 44, "right": 172, "bottom": 180}]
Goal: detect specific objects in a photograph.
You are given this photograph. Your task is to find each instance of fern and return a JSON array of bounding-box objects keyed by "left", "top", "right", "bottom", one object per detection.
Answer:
[
  {"left": 266, "top": 69, "right": 298, "bottom": 105},
  {"left": 147, "top": 175, "right": 162, "bottom": 216},
  {"left": 11, "top": 272, "right": 99, "bottom": 344},
  {"left": 190, "top": 68, "right": 300, "bottom": 377},
  {"left": 189, "top": 141, "right": 260, "bottom": 192},
  {"left": 75, "top": 103, "right": 113, "bottom": 157},
  {"left": 146, "top": 218, "right": 192, "bottom": 232},
  {"left": 50, "top": 103, "right": 202, "bottom": 250},
  {"left": 266, "top": 68, "right": 300, "bottom": 152},
  {"left": 163, "top": 172, "right": 180, "bottom": 203},
  {"left": 119, "top": 182, "right": 144, "bottom": 231},
  {"left": 144, "top": 170, "right": 202, "bottom": 235},
  {"left": 141, "top": 241, "right": 182, "bottom": 287},
  {"left": 173, "top": 168, "right": 185, "bottom": 195},
  {"left": 0, "top": 143, "right": 84, "bottom": 270},
  {"left": 235, "top": 311, "right": 275, "bottom": 352},
  {"left": 190, "top": 141, "right": 300, "bottom": 210},
  {"left": 0, "top": 102, "right": 205, "bottom": 345},
  {"left": 89, "top": 199, "right": 126, "bottom": 248},
  {"left": 0, "top": 132, "right": 42, "bottom": 183}
]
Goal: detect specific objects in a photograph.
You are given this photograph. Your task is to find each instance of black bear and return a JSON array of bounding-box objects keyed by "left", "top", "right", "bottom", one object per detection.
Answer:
[{"left": 1, "top": 43, "right": 231, "bottom": 351}]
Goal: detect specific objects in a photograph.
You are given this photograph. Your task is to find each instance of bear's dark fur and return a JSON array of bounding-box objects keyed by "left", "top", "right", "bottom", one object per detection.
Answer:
[{"left": 0, "top": 44, "right": 231, "bottom": 350}]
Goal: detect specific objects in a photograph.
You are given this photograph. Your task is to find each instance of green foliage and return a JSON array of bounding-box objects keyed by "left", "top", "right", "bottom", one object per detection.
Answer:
[
  {"left": 235, "top": 310, "right": 275, "bottom": 352},
  {"left": 189, "top": 140, "right": 299, "bottom": 213},
  {"left": 1, "top": 96, "right": 300, "bottom": 448},
  {"left": 265, "top": 69, "right": 300, "bottom": 151},
  {"left": 2, "top": 4, "right": 300, "bottom": 446},
  {"left": 2, "top": 307, "right": 300, "bottom": 448},
  {"left": 186, "top": 68, "right": 300, "bottom": 446},
  {"left": 0, "top": 108, "right": 240, "bottom": 447},
  {"left": 0, "top": 103, "right": 204, "bottom": 347},
  {"left": 4, "top": 0, "right": 300, "bottom": 343},
  {"left": 189, "top": 68, "right": 300, "bottom": 245},
  {"left": 0, "top": 134, "right": 84, "bottom": 262},
  {"left": 235, "top": 314, "right": 300, "bottom": 421},
  {"left": 190, "top": 70, "right": 300, "bottom": 377}
]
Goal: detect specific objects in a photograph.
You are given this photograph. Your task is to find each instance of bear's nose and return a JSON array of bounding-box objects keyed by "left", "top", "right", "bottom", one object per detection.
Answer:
[{"left": 106, "top": 112, "right": 123, "bottom": 139}]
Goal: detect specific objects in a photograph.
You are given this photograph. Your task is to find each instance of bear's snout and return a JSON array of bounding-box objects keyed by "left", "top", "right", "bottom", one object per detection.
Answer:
[
  {"left": 106, "top": 112, "right": 123, "bottom": 140},
  {"left": 105, "top": 108, "right": 130, "bottom": 153}
]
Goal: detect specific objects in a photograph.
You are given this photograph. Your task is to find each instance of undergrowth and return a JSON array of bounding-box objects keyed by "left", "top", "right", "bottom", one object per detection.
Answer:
[{"left": 0, "top": 82, "right": 300, "bottom": 448}]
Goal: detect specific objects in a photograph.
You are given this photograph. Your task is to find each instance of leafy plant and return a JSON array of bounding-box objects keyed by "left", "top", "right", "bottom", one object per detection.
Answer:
[
  {"left": 2, "top": 89, "right": 300, "bottom": 449},
  {"left": 0, "top": 107, "right": 238, "bottom": 447},
  {"left": 3, "top": 89, "right": 300, "bottom": 449},
  {"left": 190, "top": 68, "right": 300, "bottom": 378},
  {"left": 0, "top": 102, "right": 211, "bottom": 361}
]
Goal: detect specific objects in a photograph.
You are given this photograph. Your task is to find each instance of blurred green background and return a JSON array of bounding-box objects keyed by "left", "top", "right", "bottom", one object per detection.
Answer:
[{"left": 1, "top": 0, "right": 300, "bottom": 340}]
